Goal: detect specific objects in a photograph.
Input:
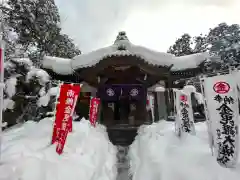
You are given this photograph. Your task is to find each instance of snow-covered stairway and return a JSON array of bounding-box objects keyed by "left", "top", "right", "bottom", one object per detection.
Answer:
[{"left": 116, "top": 146, "right": 132, "bottom": 180}]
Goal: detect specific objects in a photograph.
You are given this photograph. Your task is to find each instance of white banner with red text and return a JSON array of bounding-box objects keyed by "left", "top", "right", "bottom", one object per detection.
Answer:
[
  {"left": 175, "top": 89, "right": 195, "bottom": 136},
  {"left": 203, "top": 73, "right": 239, "bottom": 168}
]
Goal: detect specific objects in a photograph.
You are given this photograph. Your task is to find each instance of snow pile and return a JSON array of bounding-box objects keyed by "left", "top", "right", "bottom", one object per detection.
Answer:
[
  {"left": 129, "top": 121, "right": 240, "bottom": 180},
  {"left": 183, "top": 85, "right": 197, "bottom": 93},
  {"left": 3, "top": 99, "right": 15, "bottom": 111},
  {"left": 183, "top": 85, "right": 204, "bottom": 104},
  {"left": 0, "top": 118, "right": 117, "bottom": 180},
  {"left": 38, "top": 86, "right": 59, "bottom": 107},
  {"left": 12, "top": 58, "right": 33, "bottom": 66},
  {"left": 3, "top": 76, "right": 17, "bottom": 111},
  {"left": 26, "top": 68, "right": 50, "bottom": 85},
  {"left": 194, "top": 92, "right": 204, "bottom": 104},
  {"left": 47, "top": 87, "right": 59, "bottom": 96},
  {"left": 5, "top": 77, "right": 17, "bottom": 98}
]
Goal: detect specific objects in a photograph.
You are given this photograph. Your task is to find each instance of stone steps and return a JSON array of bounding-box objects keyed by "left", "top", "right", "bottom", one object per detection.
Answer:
[{"left": 116, "top": 146, "right": 132, "bottom": 180}]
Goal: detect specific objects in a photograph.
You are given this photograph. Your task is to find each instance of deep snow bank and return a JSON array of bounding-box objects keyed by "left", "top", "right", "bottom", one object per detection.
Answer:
[
  {"left": 0, "top": 118, "right": 117, "bottom": 180},
  {"left": 129, "top": 121, "right": 240, "bottom": 180}
]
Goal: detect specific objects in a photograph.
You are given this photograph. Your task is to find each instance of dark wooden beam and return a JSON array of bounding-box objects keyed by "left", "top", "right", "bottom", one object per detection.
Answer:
[
  {"left": 76, "top": 55, "right": 172, "bottom": 80},
  {"left": 42, "top": 68, "right": 82, "bottom": 83},
  {"left": 138, "top": 66, "right": 169, "bottom": 77}
]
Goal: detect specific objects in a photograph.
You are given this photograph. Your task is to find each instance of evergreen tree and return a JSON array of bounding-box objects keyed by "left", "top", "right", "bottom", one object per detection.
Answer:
[
  {"left": 46, "top": 33, "right": 81, "bottom": 58},
  {"left": 193, "top": 34, "right": 209, "bottom": 53},
  {"left": 1, "top": 0, "right": 81, "bottom": 64},
  {"left": 1, "top": 0, "right": 82, "bottom": 126},
  {"left": 207, "top": 23, "right": 240, "bottom": 67},
  {"left": 1, "top": 0, "right": 61, "bottom": 53},
  {"left": 168, "top": 23, "right": 240, "bottom": 70},
  {"left": 168, "top": 34, "right": 194, "bottom": 56}
]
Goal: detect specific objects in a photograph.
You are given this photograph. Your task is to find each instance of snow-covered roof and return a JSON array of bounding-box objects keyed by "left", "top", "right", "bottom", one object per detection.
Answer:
[
  {"left": 42, "top": 31, "right": 209, "bottom": 75},
  {"left": 42, "top": 56, "right": 72, "bottom": 75}
]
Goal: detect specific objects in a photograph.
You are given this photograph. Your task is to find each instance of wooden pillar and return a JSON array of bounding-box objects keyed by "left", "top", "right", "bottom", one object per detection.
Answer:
[
  {"left": 143, "top": 86, "right": 148, "bottom": 123},
  {"left": 97, "top": 101, "right": 102, "bottom": 123},
  {"left": 164, "top": 80, "right": 170, "bottom": 119},
  {"left": 168, "top": 80, "right": 174, "bottom": 116},
  {"left": 153, "top": 91, "right": 159, "bottom": 122}
]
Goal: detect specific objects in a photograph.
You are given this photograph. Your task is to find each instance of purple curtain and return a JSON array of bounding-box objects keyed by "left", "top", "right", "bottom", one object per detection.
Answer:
[
  {"left": 98, "top": 84, "right": 145, "bottom": 101},
  {"left": 122, "top": 85, "right": 145, "bottom": 100},
  {"left": 98, "top": 85, "right": 121, "bottom": 101}
]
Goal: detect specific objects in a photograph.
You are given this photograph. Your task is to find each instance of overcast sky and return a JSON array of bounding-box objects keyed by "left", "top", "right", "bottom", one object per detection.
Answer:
[{"left": 55, "top": 0, "right": 240, "bottom": 53}]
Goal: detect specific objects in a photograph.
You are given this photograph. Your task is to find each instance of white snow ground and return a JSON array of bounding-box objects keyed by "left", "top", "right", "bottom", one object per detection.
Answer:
[
  {"left": 129, "top": 120, "right": 240, "bottom": 180},
  {"left": 3, "top": 118, "right": 240, "bottom": 180},
  {"left": 0, "top": 118, "right": 117, "bottom": 180}
]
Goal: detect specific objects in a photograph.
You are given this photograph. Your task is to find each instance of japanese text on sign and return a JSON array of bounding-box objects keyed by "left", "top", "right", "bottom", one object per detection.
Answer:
[
  {"left": 214, "top": 93, "right": 238, "bottom": 165},
  {"left": 180, "top": 99, "right": 191, "bottom": 133}
]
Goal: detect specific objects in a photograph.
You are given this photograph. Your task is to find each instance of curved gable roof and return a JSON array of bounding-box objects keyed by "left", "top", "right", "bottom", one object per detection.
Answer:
[{"left": 42, "top": 32, "right": 209, "bottom": 75}]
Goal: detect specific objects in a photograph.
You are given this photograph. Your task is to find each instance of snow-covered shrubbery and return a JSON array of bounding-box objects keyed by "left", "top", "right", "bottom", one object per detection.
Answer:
[
  {"left": 0, "top": 0, "right": 81, "bottom": 128},
  {"left": 3, "top": 57, "right": 58, "bottom": 128}
]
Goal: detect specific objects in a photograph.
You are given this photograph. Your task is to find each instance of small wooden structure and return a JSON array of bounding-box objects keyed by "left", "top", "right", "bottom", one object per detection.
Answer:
[{"left": 42, "top": 31, "right": 208, "bottom": 127}]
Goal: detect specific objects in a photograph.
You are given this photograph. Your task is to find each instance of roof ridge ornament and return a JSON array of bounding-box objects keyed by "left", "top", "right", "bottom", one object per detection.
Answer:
[{"left": 114, "top": 31, "right": 129, "bottom": 50}]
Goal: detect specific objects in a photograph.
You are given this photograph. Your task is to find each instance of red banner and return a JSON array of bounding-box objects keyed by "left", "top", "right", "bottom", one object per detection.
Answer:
[
  {"left": 89, "top": 97, "right": 100, "bottom": 127},
  {"left": 51, "top": 84, "right": 81, "bottom": 155}
]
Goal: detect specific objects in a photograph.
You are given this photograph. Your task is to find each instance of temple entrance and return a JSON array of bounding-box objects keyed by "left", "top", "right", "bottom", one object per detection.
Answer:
[
  {"left": 43, "top": 31, "right": 207, "bottom": 145},
  {"left": 106, "top": 100, "right": 139, "bottom": 125},
  {"left": 99, "top": 84, "right": 147, "bottom": 127}
]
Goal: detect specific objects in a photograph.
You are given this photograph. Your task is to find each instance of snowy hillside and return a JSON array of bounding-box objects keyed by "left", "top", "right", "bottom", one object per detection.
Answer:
[
  {"left": 129, "top": 121, "right": 240, "bottom": 180},
  {"left": 0, "top": 118, "right": 117, "bottom": 180}
]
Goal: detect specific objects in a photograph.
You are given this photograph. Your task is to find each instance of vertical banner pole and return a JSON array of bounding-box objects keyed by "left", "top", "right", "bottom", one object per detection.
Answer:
[
  {"left": 54, "top": 81, "right": 62, "bottom": 115},
  {"left": 0, "top": 2, "right": 5, "bottom": 162},
  {"left": 199, "top": 75, "right": 214, "bottom": 156},
  {"left": 174, "top": 90, "right": 181, "bottom": 137},
  {"left": 52, "top": 80, "right": 61, "bottom": 123},
  {"left": 0, "top": 40, "right": 5, "bottom": 162},
  {"left": 50, "top": 81, "right": 61, "bottom": 144}
]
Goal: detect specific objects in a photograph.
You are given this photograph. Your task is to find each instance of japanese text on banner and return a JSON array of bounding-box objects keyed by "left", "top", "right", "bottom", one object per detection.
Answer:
[
  {"left": 51, "top": 84, "right": 81, "bottom": 155},
  {"left": 89, "top": 97, "right": 100, "bottom": 127},
  {"left": 204, "top": 74, "right": 239, "bottom": 167},
  {"left": 175, "top": 90, "right": 195, "bottom": 135}
]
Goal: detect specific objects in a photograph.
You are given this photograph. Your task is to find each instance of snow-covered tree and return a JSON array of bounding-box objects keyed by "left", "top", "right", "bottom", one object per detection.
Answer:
[
  {"left": 44, "top": 33, "right": 81, "bottom": 59},
  {"left": 169, "top": 23, "right": 240, "bottom": 70},
  {"left": 207, "top": 23, "right": 240, "bottom": 68},
  {"left": 0, "top": 0, "right": 81, "bottom": 127},
  {"left": 1, "top": 0, "right": 61, "bottom": 53},
  {"left": 1, "top": 0, "right": 81, "bottom": 65},
  {"left": 168, "top": 34, "right": 194, "bottom": 56},
  {"left": 193, "top": 34, "right": 209, "bottom": 53}
]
